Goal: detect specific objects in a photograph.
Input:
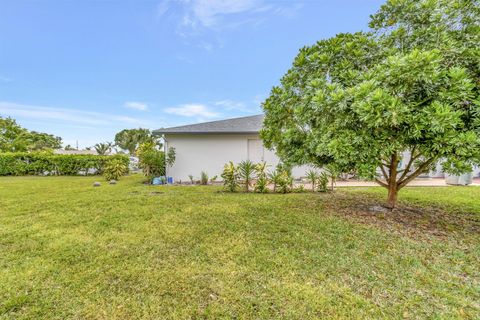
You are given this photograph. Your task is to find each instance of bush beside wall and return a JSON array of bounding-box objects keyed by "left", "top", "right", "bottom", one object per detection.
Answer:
[{"left": 0, "top": 153, "right": 129, "bottom": 176}]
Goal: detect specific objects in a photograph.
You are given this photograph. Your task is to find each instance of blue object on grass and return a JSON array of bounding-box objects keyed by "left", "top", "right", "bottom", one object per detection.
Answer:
[
  {"left": 152, "top": 176, "right": 167, "bottom": 185},
  {"left": 167, "top": 177, "right": 173, "bottom": 184}
]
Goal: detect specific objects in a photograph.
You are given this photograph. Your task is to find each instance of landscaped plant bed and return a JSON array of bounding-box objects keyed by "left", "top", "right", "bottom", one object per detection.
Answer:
[{"left": 325, "top": 189, "right": 480, "bottom": 239}]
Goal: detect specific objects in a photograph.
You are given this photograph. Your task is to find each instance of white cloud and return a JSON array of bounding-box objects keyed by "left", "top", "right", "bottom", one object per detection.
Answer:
[
  {"left": 157, "top": 0, "right": 303, "bottom": 39},
  {"left": 165, "top": 103, "right": 219, "bottom": 118},
  {"left": 124, "top": 101, "right": 149, "bottom": 111},
  {"left": 190, "top": 0, "right": 259, "bottom": 27},
  {"left": 0, "top": 101, "right": 153, "bottom": 127},
  {"left": 214, "top": 99, "right": 247, "bottom": 111}
]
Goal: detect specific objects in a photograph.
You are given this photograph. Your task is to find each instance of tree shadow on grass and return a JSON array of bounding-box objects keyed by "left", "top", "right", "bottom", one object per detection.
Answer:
[{"left": 323, "top": 192, "right": 480, "bottom": 239}]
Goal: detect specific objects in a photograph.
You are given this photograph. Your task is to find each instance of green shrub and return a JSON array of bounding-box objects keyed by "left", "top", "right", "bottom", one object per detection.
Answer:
[
  {"left": 277, "top": 170, "right": 293, "bottom": 194},
  {"left": 317, "top": 172, "right": 329, "bottom": 192},
  {"left": 293, "top": 185, "right": 305, "bottom": 193},
  {"left": 268, "top": 169, "right": 282, "bottom": 193},
  {"left": 103, "top": 159, "right": 129, "bottom": 181},
  {"left": 137, "top": 143, "right": 175, "bottom": 181},
  {"left": 221, "top": 161, "right": 239, "bottom": 192},
  {"left": 254, "top": 161, "right": 269, "bottom": 193},
  {"left": 137, "top": 143, "right": 165, "bottom": 177},
  {"left": 200, "top": 171, "right": 209, "bottom": 185},
  {"left": 0, "top": 152, "right": 128, "bottom": 176},
  {"left": 305, "top": 169, "right": 319, "bottom": 192}
]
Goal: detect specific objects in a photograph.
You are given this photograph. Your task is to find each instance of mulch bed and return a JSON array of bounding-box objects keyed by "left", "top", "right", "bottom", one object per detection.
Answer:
[{"left": 322, "top": 192, "right": 480, "bottom": 239}]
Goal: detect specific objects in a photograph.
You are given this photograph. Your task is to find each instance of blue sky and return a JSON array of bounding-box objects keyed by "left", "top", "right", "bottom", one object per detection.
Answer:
[{"left": 0, "top": 0, "right": 383, "bottom": 148}]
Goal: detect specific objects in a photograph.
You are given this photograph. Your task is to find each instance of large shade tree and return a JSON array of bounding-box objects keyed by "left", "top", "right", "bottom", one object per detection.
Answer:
[
  {"left": 114, "top": 128, "right": 161, "bottom": 155},
  {"left": 0, "top": 116, "right": 62, "bottom": 152},
  {"left": 261, "top": 0, "right": 480, "bottom": 208}
]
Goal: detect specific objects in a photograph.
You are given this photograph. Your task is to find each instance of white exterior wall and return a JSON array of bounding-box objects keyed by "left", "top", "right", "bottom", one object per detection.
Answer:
[{"left": 164, "top": 134, "right": 308, "bottom": 182}]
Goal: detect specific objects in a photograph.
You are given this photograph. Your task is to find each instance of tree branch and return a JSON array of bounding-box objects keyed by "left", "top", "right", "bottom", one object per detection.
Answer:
[
  {"left": 379, "top": 165, "right": 389, "bottom": 180},
  {"left": 375, "top": 178, "right": 388, "bottom": 188},
  {"left": 388, "top": 152, "right": 399, "bottom": 185},
  {"left": 398, "top": 157, "right": 436, "bottom": 189},
  {"left": 397, "top": 149, "right": 421, "bottom": 182}
]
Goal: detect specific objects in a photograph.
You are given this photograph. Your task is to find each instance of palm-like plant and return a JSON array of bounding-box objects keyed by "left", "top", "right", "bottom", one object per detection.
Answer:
[
  {"left": 268, "top": 169, "right": 282, "bottom": 193},
  {"left": 305, "top": 169, "right": 319, "bottom": 192},
  {"left": 94, "top": 142, "right": 112, "bottom": 155},
  {"left": 238, "top": 160, "right": 256, "bottom": 192},
  {"left": 254, "top": 161, "right": 270, "bottom": 193},
  {"left": 324, "top": 164, "right": 339, "bottom": 191}
]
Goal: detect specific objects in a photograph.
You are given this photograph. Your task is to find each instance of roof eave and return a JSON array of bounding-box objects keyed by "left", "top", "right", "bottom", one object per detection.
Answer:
[{"left": 153, "top": 130, "right": 260, "bottom": 135}]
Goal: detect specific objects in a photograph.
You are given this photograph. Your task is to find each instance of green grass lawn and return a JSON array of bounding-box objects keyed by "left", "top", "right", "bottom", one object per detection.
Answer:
[{"left": 0, "top": 175, "right": 479, "bottom": 319}]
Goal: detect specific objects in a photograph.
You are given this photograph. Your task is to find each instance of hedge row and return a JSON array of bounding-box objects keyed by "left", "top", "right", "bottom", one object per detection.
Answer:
[{"left": 0, "top": 153, "right": 130, "bottom": 176}]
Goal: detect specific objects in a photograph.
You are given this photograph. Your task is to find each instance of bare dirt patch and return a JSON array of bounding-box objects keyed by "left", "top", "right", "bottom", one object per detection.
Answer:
[{"left": 323, "top": 192, "right": 480, "bottom": 239}]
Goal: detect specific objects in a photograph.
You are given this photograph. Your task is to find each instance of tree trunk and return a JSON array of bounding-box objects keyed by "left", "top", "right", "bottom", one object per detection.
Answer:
[
  {"left": 386, "top": 153, "right": 399, "bottom": 209},
  {"left": 387, "top": 183, "right": 398, "bottom": 209},
  {"left": 377, "top": 152, "right": 436, "bottom": 210}
]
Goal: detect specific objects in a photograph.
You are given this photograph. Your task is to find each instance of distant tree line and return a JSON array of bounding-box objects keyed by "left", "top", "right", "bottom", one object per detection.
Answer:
[{"left": 0, "top": 116, "right": 62, "bottom": 152}]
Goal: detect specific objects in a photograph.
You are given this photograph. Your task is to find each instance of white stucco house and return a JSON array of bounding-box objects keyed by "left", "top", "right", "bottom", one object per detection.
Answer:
[
  {"left": 154, "top": 114, "right": 479, "bottom": 183},
  {"left": 154, "top": 114, "right": 308, "bottom": 182}
]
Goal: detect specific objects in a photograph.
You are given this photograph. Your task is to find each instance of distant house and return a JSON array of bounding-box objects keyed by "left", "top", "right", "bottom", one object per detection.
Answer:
[{"left": 154, "top": 115, "right": 309, "bottom": 182}]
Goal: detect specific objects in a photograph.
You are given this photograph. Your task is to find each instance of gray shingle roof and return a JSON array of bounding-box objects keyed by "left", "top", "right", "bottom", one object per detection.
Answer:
[{"left": 153, "top": 114, "right": 264, "bottom": 134}]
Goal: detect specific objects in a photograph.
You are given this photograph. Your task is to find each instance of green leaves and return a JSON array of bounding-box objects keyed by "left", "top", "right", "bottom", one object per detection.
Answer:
[
  {"left": 261, "top": 0, "right": 480, "bottom": 206},
  {"left": 0, "top": 116, "right": 62, "bottom": 152},
  {"left": 238, "top": 160, "right": 256, "bottom": 192},
  {"left": 103, "top": 159, "right": 129, "bottom": 181},
  {"left": 221, "top": 161, "right": 239, "bottom": 192},
  {"left": 0, "top": 153, "right": 129, "bottom": 176},
  {"left": 114, "top": 128, "right": 160, "bottom": 155}
]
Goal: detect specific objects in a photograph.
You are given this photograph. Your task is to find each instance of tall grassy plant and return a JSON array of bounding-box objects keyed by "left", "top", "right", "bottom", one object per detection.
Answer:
[
  {"left": 254, "top": 161, "right": 269, "bottom": 193},
  {"left": 305, "top": 169, "right": 319, "bottom": 192},
  {"left": 317, "top": 172, "right": 329, "bottom": 193},
  {"left": 268, "top": 169, "right": 282, "bottom": 193},
  {"left": 238, "top": 160, "right": 256, "bottom": 192}
]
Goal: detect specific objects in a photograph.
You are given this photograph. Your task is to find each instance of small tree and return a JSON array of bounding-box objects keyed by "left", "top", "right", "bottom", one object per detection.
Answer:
[
  {"left": 261, "top": 0, "right": 480, "bottom": 208},
  {"left": 114, "top": 128, "right": 161, "bottom": 155},
  {"left": 238, "top": 160, "right": 256, "bottom": 192}
]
